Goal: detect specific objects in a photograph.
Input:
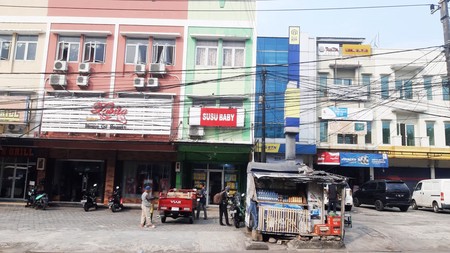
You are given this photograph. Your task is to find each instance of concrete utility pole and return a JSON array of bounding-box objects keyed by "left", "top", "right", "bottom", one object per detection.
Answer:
[
  {"left": 432, "top": 1, "right": 450, "bottom": 83},
  {"left": 261, "top": 68, "right": 267, "bottom": 163}
]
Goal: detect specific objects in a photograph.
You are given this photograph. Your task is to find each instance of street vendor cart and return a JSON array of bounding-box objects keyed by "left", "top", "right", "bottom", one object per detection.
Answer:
[
  {"left": 158, "top": 188, "right": 198, "bottom": 224},
  {"left": 245, "top": 162, "right": 348, "bottom": 241}
]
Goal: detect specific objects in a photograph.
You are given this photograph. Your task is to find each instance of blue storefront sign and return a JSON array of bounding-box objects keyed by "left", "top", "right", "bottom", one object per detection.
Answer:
[{"left": 340, "top": 153, "right": 389, "bottom": 168}]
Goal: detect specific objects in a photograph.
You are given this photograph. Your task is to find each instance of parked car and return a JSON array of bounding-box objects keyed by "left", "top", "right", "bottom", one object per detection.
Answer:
[
  {"left": 324, "top": 183, "right": 353, "bottom": 211},
  {"left": 411, "top": 179, "right": 450, "bottom": 213},
  {"left": 353, "top": 179, "right": 411, "bottom": 212}
]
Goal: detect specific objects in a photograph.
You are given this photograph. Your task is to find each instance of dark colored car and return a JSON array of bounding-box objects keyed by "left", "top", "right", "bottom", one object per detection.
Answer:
[{"left": 353, "top": 179, "right": 411, "bottom": 212}]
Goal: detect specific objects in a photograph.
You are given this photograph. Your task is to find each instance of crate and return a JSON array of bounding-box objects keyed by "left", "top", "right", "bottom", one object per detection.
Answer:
[
  {"left": 258, "top": 206, "right": 309, "bottom": 234},
  {"left": 313, "top": 224, "right": 330, "bottom": 236},
  {"left": 330, "top": 226, "right": 341, "bottom": 235},
  {"left": 327, "top": 216, "right": 341, "bottom": 227}
]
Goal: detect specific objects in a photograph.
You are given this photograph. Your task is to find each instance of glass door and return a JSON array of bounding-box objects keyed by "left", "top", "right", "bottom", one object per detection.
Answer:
[
  {"left": 0, "top": 166, "right": 28, "bottom": 199},
  {"left": 208, "top": 171, "right": 223, "bottom": 205}
]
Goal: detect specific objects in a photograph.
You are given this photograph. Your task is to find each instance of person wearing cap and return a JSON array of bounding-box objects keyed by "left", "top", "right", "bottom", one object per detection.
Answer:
[
  {"left": 140, "top": 185, "right": 155, "bottom": 228},
  {"left": 219, "top": 186, "right": 232, "bottom": 226}
]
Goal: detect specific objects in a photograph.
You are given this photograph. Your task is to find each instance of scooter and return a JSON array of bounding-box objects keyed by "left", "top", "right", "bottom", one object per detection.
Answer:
[
  {"left": 108, "top": 186, "right": 123, "bottom": 212},
  {"left": 229, "top": 192, "right": 246, "bottom": 228},
  {"left": 34, "top": 192, "right": 49, "bottom": 210},
  {"left": 81, "top": 183, "right": 98, "bottom": 212},
  {"left": 25, "top": 186, "right": 37, "bottom": 207}
]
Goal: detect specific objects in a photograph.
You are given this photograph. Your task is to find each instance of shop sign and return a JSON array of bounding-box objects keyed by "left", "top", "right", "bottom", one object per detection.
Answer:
[
  {"left": 340, "top": 153, "right": 388, "bottom": 168},
  {"left": 342, "top": 44, "right": 371, "bottom": 56},
  {"left": 320, "top": 107, "right": 373, "bottom": 121},
  {"left": 317, "top": 43, "right": 340, "bottom": 56},
  {"left": 189, "top": 107, "right": 245, "bottom": 127},
  {"left": 255, "top": 143, "right": 281, "bottom": 153},
  {"left": 0, "top": 147, "right": 35, "bottom": 157},
  {"left": 316, "top": 152, "right": 340, "bottom": 165},
  {"left": 289, "top": 26, "right": 300, "bottom": 45},
  {"left": 0, "top": 96, "right": 29, "bottom": 123}
]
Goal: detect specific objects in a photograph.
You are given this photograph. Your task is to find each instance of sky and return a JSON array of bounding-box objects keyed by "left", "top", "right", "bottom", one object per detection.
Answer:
[{"left": 257, "top": 0, "right": 444, "bottom": 49}]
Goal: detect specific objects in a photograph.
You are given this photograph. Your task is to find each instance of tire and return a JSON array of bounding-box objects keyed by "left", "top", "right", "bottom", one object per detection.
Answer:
[
  {"left": 345, "top": 205, "right": 352, "bottom": 212},
  {"left": 374, "top": 200, "right": 384, "bottom": 211},
  {"left": 411, "top": 200, "right": 418, "bottom": 210},
  {"left": 161, "top": 216, "right": 166, "bottom": 223},
  {"left": 189, "top": 217, "right": 194, "bottom": 224},
  {"left": 399, "top": 206, "right": 409, "bottom": 212},
  {"left": 111, "top": 205, "right": 117, "bottom": 212},
  {"left": 84, "top": 204, "right": 89, "bottom": 212},
  {"left": 234, "top": 215, "right": 240, "bottom": 228},
  {"left": 433, "top": 202, "right": 440, "bottom": 213},
  {"left": 353, "top": 197, "right": 361, "bottom": 207},
  {"left": 94, "top": 204, "right": 98, "bottom": 210}
]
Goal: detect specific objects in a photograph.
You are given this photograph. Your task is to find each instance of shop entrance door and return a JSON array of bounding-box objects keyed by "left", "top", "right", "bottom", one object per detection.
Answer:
[
  {"left": 0, "top": 166, "right": 28, "bottom": 199},
  {"left": 208, "top": 171, "right": 223, "bottom": 205}
]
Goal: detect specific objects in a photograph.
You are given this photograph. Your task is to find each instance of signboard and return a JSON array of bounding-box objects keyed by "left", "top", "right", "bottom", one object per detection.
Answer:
[
  {"left": 317, "top": 43, "right": 340, "bottom": 56},
  {"left": 342, "top": 44, "right": 371, "bottom": 56},
  {"left": 41, "top": 97, "right": 173, "bottom": 135},
  {"left": 340, "top": 153, "right": 388, "bottom": 168},
  {"left": 289, "top": 26, "right": 300, "bottom": 45},
  {"left": 316, "top": 151, "right": 340, "bottom": 165},
  {"left": 189, "top": 107, "right": 245, "bottom": 127},
  {"left": 320, "top": 107, "right": 373, "bottom": 121},
  {"left": 0, "top": 96, "right": 29, "bottom": 123}
]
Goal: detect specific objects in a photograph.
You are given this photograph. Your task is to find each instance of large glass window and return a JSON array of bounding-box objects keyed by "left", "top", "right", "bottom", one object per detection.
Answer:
[
  {"left": 319, "top": 120, "right": 328, "bottom": 142},
  {"left": 223, "top": 41, "right": 245, "bottom": 67},
  {"left": 424, "top": 76, "right": 433, "bottom": 100},
  {"left": 15, "top": 35, "right": 38, "bottom": 60},
  {"left": 365, "top": 121, "right": 372, "bottom": 144},
  {"left": 337, "top": 134, "right": 357, "bottom": 144},
  {"left": 125, "top": 38, "right": 148, "bottom": 64},
  {"left": 426, "top": 122, "right": 435, "bottom": 146},
  {"left": 362, "top": 74, "right": 371, "bottom": 98},
  {"left": 57, "top": 36, "right": 80, "bottom": 62},
  {"left": 318, "top": 74, "right": 327, "bottom": 97},
  {"left": 152, "top": 39, "right": 175, "bottom": 65},
  {"left": 334, "top": 78, "right": 352, "bottom": 85},
  {"left": 406, "top": 124, "right": 415, "bottom": 146},
  {"left": 381, "top": 75, "right": 389, "bottom": 99},
  {"left": 382, "top": 120, "right": 390, "bottom": 144},
  {"left": 445, "top": 123, "right": 450, "bottom": 146},
  {"left": 395, "top": 79, "right": 413, "bottom": 99},
  {"left": 442, "top": 77, "right": 449, "bottom": 101},
  {"left": 122, "top": 161, "right": 171, "bottom": 198},
  {"left": 196, "top": 40, "right": 217, "bottom": 66},
  {"left": 0, "top": 35, "right": 12, "bottom": 60},
  {"left": 83, "top": 37, "right": 106, "bottom": 63}
]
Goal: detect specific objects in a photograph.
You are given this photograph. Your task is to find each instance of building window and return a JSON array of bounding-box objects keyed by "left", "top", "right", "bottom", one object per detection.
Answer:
[
  {"left": 426, "top": 122, "right": 435, "bottom": 146},
  {"left": 0, "top": 35, "right": 12, "bottom": 60},
  {"left": 337, "top": 134, "right": 357, "bottom": 144},
  {"left": 220, "top": 99, "right": 243, "bottom": 108},
  {"left": 365, "top": 121, "right": 372, "bottom": 144},
  {"left": 15, "top": 35, "right": 38, "bottom": 60},
  {"left": 397, "top": 123, "right": 415, "bottom": 146},
  {"left": 223, "top": 41, "right": 245, "bottom": 67},
  {"left": 334, "top": 78, "right": 352, "bottom": 85},
  {"left": 381, "top": 75, "right": 389, "bottom": 99},
  {"left": 424, "top": 76, "right": 433, "bottom": 100},
  {"left": 152, "top": 39, "right": 175, "bottom": 65},
  {"left": 382, "top": 120, "right": 390, "bottom": 144},
  {"left": 445, "top": 123, "right": 450, "bottom": 146},
  {"left": 442, "top": 77, "right": 449, "bottom": 101},
  {"left": 83, "top": 37, "right": 106, "bottom": 63},
  {"left": 319, "top": 120, "right": 328, "bottom": 142},
  {"left": 125, "top": 38, "right": 148, "bottom": 64},
  {"left": 192, "top": 98, "right": 216, "bottom": 107},
  {"left": 57, "top": 36, "right": 80, "bottom": 62},
  {"left": 395, "top": 79, "right": 413, "bottom": 99},
  {"left": 196, "top": 40, "right": 218, "bottom": 66},
  {"left": 318, "top": 74, "right": 327, "bottom": 97},
  {"left": 362, "top": 74, "right": 371, "bottom": 98}
]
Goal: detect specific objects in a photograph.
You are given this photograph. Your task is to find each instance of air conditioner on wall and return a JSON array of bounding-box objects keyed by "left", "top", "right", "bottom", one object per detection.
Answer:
[
  {"left": 5, "top": 124, "right": 25, "bottom": 134},
  {"left": 189, "top": 126, "right": 204, "bottom": 137},
  {"left": 76, "top": 75, "right": 89, "bottom": 86},
  {"left": 147, "top": 77, "right": 159, "bottom": 88},
  {"left": 53, "top": 60, "right": 68, "bottom": 72},
  {"left": 134, "top": 64, "right": 146, "bottom": 76},
  {"left": 134, "top": 77, "right": 145, "bottom": 88},
  {"left": 49, "top": 74, "right": 67, "bottom": 86},
  {"left": 78, "top": 62, "right": 90, "bottom": 73},
  {"left": 149, "top": 63, "right": 166, "bottom": 75}
]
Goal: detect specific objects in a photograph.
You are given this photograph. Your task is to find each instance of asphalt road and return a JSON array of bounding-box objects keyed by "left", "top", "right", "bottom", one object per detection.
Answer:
[{"left": 0, "top": 203, "right": 449, "bottom": 252}]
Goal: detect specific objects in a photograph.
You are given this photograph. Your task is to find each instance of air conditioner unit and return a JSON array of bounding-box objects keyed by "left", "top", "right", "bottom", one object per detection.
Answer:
[
  {"left": 134, "top": 64, "right": 146, "bottom": 76},
  {"left": 189, "top": 126, "right": 204, "bottom": 137},
  {"left": 134, "top": 77, "right": 145, "bottom": 88},
  {"left": 149, "top": 63, "right": 166, "bottom": 75},
  {"left": 6, "top": 124, "right": 25, "bottom": 134},
  {"left": 53, "top": 60, "right": 68, "bottom": 72},
  {"left": 76, "top": 75, "right": 89, "bottom": 86},
  {"left": 78, "top": 62, "right": 91, "bottom": 73},
  {"left": 147, "top": 78, "right": 159, "bottom": 88},
  {"left": 49, "top": 74, "right": 67, "bottom": 86}
]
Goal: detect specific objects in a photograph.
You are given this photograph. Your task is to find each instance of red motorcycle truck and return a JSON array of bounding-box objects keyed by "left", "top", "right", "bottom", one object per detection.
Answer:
[{"left": 158, "top": 188, "right": 198, "bottom": 224}]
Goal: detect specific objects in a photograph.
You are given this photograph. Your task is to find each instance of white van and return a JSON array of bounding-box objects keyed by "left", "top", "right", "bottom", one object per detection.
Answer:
[{"left": 411, "top": 179, "right": 450, "bottom": 212}]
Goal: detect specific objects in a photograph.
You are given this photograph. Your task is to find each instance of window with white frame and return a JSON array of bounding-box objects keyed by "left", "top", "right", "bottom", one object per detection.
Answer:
[
  {"left": 125, "top": 38, "right": 148, "bottom": 64},
  {"left": 152, "top": 39, "right": 175, "bottom": 65},
  {"left": 195, "top": 40, "right": 217, "bottom": 66},
  {"left": 223, "top": 41, "right": 245, "bottom": 67},
  {"left": 0, "top": 35, "right": 12, "bottom": 60},
  {"left": 15, "top": 35, "right": 38, "bottom": 60},
  {"left": 83, "top": 37, "right": 106, "bottom": 63},
  {"left": 57, "top": 36, "right": 80, "bottom": 62}
]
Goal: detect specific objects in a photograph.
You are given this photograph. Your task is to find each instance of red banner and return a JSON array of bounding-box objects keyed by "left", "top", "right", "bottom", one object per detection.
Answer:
[
  {"left": 317, "top": 152, "right": 340, "bottom": 165},
  {"left": 200, "top": 108, "right": 237, "bottom": 127}
]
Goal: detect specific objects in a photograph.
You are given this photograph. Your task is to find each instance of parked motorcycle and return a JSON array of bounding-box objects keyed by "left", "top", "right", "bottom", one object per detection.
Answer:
[
  {"left": 229, "top": 192, "right": 246, "bottom": 228},
  {"left": 108, "top": 186, "right": 123, "bottom": 212},
  {"left": 81, "top": 183, "right": 98, "bottom": 212},
  {"left": 25, "top": 186, "right": 37, "bottom": 207},
  {"left": 26, "top": 186, "right": 48, "bottom": 210}
]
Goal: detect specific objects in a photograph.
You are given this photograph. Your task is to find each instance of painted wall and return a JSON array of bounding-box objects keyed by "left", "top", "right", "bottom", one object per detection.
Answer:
[
  {"left": 188, "top": 0, "right": 255, "bottom": 22},
  {"left": 0, "top": 0, "right": 48, "bottom": 16}
]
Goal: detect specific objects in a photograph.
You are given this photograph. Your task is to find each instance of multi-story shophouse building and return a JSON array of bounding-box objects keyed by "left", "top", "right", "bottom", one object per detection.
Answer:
[
  {"left": 0, "top": 1, "right": 257, "bottom": 204},
  {"left": 254, "top": 29, "right": 317, "bottom": 167},
  {"left": 314, "top": 37, "right": 448, "bottom": 190}
]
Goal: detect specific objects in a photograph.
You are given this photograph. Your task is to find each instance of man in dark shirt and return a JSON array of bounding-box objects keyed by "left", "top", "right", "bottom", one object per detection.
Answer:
[
  {"left": 327, "top": 184, "right": 338, "bottom": 214},
  {"left": 219, "top": 186, "right": 232, "bottom": 226},
  {"left": 196, "top": 182, "right": 207, "bottom": 220}
]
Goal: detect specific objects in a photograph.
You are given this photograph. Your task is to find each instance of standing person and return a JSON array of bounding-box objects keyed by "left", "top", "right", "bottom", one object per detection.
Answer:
[
  {"left": 327, "top": 183, "right": 338, "bottom": 214},
  {"left": 219, "top": 186, "right": 232, "bottom": 226},
  {"left": 140, "top": 186, "right": 156, "bottom": 228},
  {"left": 196, "top": 182, "right": 207, "bottom": 220}
]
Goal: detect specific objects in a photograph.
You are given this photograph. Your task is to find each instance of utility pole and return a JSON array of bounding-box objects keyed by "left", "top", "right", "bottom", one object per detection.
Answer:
[
  {"left": 432, "top": 1, "right": 450, "bottom": 83},
  {"left": 261, "top": 68, "right": 267, "bottom": 163}
]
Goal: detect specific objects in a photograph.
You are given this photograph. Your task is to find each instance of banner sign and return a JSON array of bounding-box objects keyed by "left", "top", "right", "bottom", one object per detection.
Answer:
[
  {"left": 189, "top": 107, "right": 245, "bottom": 127},
  {"left": 316, "top": 151, "right": 340, "bottom": 165},
  {"left": 289, "top": 26, "right": 300, "bottom": 45},
  {"left": 320, "top": 107, "right": 373, "bottom": 121},
  {"left": 342, "top": 44, "right": 371, "bottom": 56},
  {"left": 0, "top": 96, "right": 29, "bottom": 123},
  {"left": 340, "top": 153, "right": 388, "bottom": 168},
  {"left": 317, "top": 43, "right": 340, "bottom": 56}
]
